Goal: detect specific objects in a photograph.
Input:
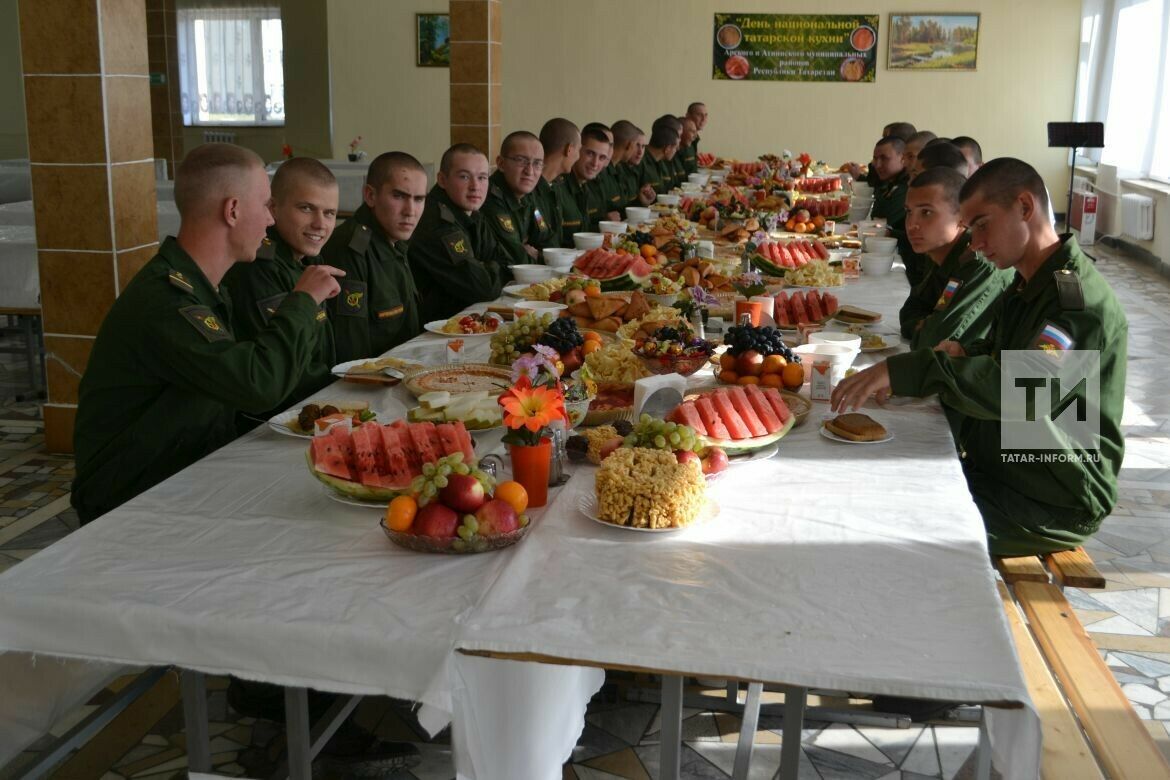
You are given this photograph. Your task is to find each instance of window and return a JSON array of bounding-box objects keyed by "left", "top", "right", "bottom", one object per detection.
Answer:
[{"left": 177, "top": 4, "right": 284, "bottom": 126}]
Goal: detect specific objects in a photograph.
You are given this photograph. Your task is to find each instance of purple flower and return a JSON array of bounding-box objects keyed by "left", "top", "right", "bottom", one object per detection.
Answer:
[
  {"left": 750, "top": 231, "right": 768, "bottom": 245},
  {"left": 511, "top": 354, "right": 543, "bottom": 384},
  {"left": 688, "top": 286, "right": 719, "bottom": 307},
  {"left": 740, "top": 270, "right": 763, "bottom": 285},
  {"left": 532, "top": 344, "right": 559, "bottom": 363}
]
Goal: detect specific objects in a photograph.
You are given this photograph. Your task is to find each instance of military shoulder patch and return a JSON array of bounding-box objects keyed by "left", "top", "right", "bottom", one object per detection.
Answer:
[
  {"left": 179, "top": 305, "right": 232, "bottom": 342},
  {"left": 255, "top": 237, "right": 277, "bottom": 261},
  {"left": 337, "top": 279, "right": 368, "bottom": 318},
  {"left": 495, "top": 214, "right": 516, "bottom": 233},
  {"left": 1035, "top": 321, "right": 1075, "bottom": 352},
  {"left": 168, "top": 270, "right": 194, "bottom": 292},
  {"left": 444, "top": 231, "right": 472, "bottom": 261},
  {"left": 1054, "top": 268, "right": 1085, "bottom": 311},
  {"left": 533, "top": 208, "right": 546, "bottom": 230},
  {"left": 255, "top": 292, "right": 287, "bottom": 324},
  {"left": 316, "top": 307, "right": 328, "bottom": 322},
  {"left": 348, "top": 224, "right": 372, "bottom": 254},
  {"left": 934, "top": 278, "right": 962, "bottom": 311}
]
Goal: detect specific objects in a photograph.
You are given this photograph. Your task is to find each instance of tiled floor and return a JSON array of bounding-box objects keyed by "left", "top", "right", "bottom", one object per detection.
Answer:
[{"left": 2, "top": 243, "right": 1170, "bottom": 779}]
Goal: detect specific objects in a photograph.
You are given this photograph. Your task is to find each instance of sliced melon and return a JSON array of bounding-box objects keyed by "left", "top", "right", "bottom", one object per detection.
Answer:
[
  {"left": 305, "top": 450, "right": 407, "bottom": 503},
  {"left": 697, "top": 414, "right": 795, "bottom": 457},
  {"left": 751, "top": 255, "right": 787, "bottom": 277}
]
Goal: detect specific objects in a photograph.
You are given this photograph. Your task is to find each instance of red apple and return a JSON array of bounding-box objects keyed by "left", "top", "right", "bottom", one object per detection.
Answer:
[
  {"left": 675, "top": 450, "right": 701, "bottom": 467},
  {"left": 701, "top": 447, "right": 730, "bottom": 476},
  {"left": 439, "top": 473, "right": 486, "bottom": 514},
  {"left": 416, "top": 503, "right": 459, "bottom": 538},
  {"left": 736, "top": 350, "right": 764, "bottom": 377},
  {"left": 475, "top": 499, "right": 519, "bottom": 537},
  {"left": 598, "top": 437, "right": 624, "bottom": 461},
  {"left": 561, "top": 345, "right": 584, "bottom": 373}
]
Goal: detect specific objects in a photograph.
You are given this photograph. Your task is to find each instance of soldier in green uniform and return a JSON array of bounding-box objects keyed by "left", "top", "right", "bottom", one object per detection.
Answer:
[
  {"left": 531, "top": 118, "right": 580, "bottom": 252},
  {"left": 622, "top": 128, "right": 658, "bottom": 210},
  {"left": 678, "top": 116, "right": 699, "bottom": 175},
  {"left": 902, "top": 130, "right": 937, "bottom": 178},
  {"left": 557, "top": 126, "right": 612, "bottom": 239},
  {"left": 482, "top": 130, "right": 544, "bottom": 266},
  {"left": 582, "top": 123, "right": 624, "bottom": 222},
  {"left": 685, "top": 102, "right": 708, "bottom": 161},
  {"left": 833, "top": 159, "right": 1127, "bottom": 556},
  {"left": 641, "top": 122, "right": 679, "bottom": 195},
  {"left": 870, "top": 136, "right": 919, "bottom": 285},
  {"left": 321, "top": 152, "right": 427, "bottom": 363},
  {"left": 409, "top": 144, "right": 508, "bottom": 322},
  {"left": 612, "top": 121, "right": 651, "bottom": 210},
  {"left": 222, "top": 158, "right": 339, "bottom": 426},
  {"left": 898, "top": 168, "right": 1010, "bottom": 351},
  {"left": 906, "top": 140, "right": 968, "bottom": 181},
  {"left": 72, "top": 144, "right": 343, "bottom": 524}
]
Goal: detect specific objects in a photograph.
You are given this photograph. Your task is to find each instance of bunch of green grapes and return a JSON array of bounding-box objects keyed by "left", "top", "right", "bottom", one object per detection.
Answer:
[
  {"left": 453, "top": 510, "right": 530, "bottom": 552},
  {"left": 489, "top": 312, "right": 554, "bottom": 365},
  {"left": 622, "top": 413, "right": 699, "bottom": 453},
  {"left": 409, "top": 453, "right": 496, "bottom": 506}
]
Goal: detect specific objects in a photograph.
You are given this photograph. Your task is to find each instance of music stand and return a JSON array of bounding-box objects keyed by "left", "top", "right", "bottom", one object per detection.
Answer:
[{"left": 1047, "top": 122, "right": 1104, "bottom": 231}]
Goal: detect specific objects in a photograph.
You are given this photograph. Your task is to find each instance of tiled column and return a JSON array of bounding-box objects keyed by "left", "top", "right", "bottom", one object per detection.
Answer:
[
  {"left": 146, "top": 0, "right": 182, "bottom": 177},
  {"left": 19, "top": 0, "right": 158, "bottom": 453},
  {"left": 449, "top": 0, "right": 501, "bottom": 156}
]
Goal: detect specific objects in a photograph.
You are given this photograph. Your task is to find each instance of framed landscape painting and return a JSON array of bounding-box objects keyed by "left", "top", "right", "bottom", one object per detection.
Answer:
[
  {"left": 416, "top": 13, "right": 450, "bottom": 67},
  {"left": 888, "top": 13, "right": 979, "bottom": 70}
]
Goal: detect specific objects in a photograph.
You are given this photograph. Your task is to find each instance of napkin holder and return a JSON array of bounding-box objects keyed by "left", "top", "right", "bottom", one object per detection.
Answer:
[{"left": 634, "top": 374, "right": 687, "bottom": 421}]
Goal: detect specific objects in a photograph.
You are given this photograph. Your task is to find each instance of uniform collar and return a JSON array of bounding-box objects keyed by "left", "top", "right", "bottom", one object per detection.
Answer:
[
  {"left": 938, "top": 231, "right": 973, "bottom": 274},
  {"left": 489, "top": 170, "right": 524, "bottom": 209},
  {"left": 1017, "top": 233, "right": 1080, "bottom": 302},
  {"left": 353, "top": 202, "right": 399, "bottom": 250},
  {"left": 159, "top": 236, "right": 223, "bottom": 304},
  {"left": 259, "top": 225, "right": 305, "bottom": 266},
  {"left": 428, "top": 184, "right": 476, "bottom": 230}
]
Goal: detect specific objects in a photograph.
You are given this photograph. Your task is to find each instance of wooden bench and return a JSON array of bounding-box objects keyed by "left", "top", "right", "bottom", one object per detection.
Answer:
[
  {"left": 1013, "top": 581, "right": 1170, "bottom": 778},
  {"left": 993, "top": 546, "right": 1106, "bottom": 590}
]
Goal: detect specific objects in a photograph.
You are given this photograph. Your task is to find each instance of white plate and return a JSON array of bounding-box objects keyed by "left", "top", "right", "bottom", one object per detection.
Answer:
[
  {"left": 423, "top": 319, "right": 502, "bottom": 338},
  {"left": 859, "top": 342, "right": 897, "bottom": 353},
  {"left": 818, "top": 420, "right": 894, "bottom": 444},
  {"left": 503, "top": 284, "right": 532, "bottom": 298},
  {"left": 319, "top": 484, "right": 392, "bottom": 509},
  {"left": 577, "top": 492, "right": 717, "bottom": 533},
  {"left": 728, "top": 442, "right": 779, "bottom": 462},
  {"left": 268, "top": 410, "right": 311, "bottom": 439},
  {"left": 331, "top": 357, "right": 423, "bottom": 380}
]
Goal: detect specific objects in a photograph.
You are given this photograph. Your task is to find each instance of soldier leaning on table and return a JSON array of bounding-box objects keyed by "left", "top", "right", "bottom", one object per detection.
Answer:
[
  {"left": 222, "top": 158, "right": 340, "bottom": 430},
  {"left": 898, "top": 167, "right": 1010, "bottom": 352},
  {"left": 319, "top": 151, "right": 427, "bottom": 364},
  {"left": 530, "top": 117, "right": 579, "bottom": 252},
  {"left": 408, "top": 143, "right": 508, "bottom": 322},
  {"left": 832, "top": 158, "right": 1128, "bottom": 557},
  {"left": 482, "top": 130, "right": 545, "bottom": 266},
  {"left": 72, "top": 144, "right": 343, "bottom": 525}
]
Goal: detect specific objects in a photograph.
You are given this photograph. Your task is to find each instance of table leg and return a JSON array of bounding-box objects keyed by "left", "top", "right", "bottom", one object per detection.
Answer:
[
  {"left": 725, "top": 679, "right": 738, "bottom": 704},
  {"left": 180, "top": 670, "right": 211, "bottom": 773},
  {"left": 284, "top": 687, "right": 312, "bottom": 780},
  {"left": 732, "top": 682, "right": 763, "bottom": 780},
  {"left": 974, "top": 708, "right": 992, "bottom": 780},
  {"left": 659, "top": 675, "right": 684, "bottom": 780},
  {"left": 778, "top": 685, "right": 807, "bottom": 780}
]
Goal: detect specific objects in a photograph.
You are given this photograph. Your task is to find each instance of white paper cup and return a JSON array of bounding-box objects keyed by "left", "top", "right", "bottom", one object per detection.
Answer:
[
  {"left": 749, "top": 295, "right": 775, "bottom": 320},
  {"left": 860, "top": 253, "right": 895, "bottom": 276},
  {"left": 626, "top": 207, "right": 653, "bottom": 224},
  {"left": 598, "top": 221, "right": 627, "bottom": 236},
  {"left": 573, "top": 232, "right": 605, "bottom": 250}
]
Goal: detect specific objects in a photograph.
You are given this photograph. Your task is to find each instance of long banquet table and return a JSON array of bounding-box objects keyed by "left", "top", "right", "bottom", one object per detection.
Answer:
[{"left": 0, "top": 262, "right": 1039, "bottom": 779}]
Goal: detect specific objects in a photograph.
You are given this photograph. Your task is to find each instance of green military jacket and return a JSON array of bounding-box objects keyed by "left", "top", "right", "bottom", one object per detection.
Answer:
[
  {"left": 888, "top": 235, "right": 1127, "bottom": 528},
  {"left": 669, "top": 155, "right": 687, "bottom": 188},
  {"left": 72, "top": 237, "right": 321, "bottom": 524},
  {"left": 617, "top": 162, "right": 642, "bottom": 208},
  {"left": 596, "top": 166, "right": 625, "bottom": 218},
  {"left": 529, "top": 176, "right": 562, "bottom": 251},
  {"left": 679, "top": 141, "right": 699, "bottom": 175},
  {"left": 556, "top": 174, "right": 590, "bottom": 243},
  {"left": 320, "top": 204, "right": 421, "bottom": 364},
  {"left": 222, "top": 226, "right": 335, "bottom": 415},
  {"left": 638, "top": 152, "right": 666, "bottom": 194},
  {"left": 482, "top": 170, "right": 536, "bottom": 267},
  {"left": 408, "top": 185, "right": 506, "bottom": 322}
]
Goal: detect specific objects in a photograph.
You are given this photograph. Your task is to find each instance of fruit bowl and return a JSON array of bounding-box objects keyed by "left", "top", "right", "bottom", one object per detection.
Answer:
[
  {"left": 380, "top": 517, "right": 531, "bottom": 554},
  {"left": 637, "top": 352, "right": 711, "bottom": 377},
  {"left": 564, "top": 395, "right": 595, "bottom": 429}
]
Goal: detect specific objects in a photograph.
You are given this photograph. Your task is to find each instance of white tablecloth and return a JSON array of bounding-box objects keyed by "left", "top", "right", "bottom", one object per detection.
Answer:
[
  {"left": 0, "top": 225, "right": 38, "bottom": 309},
  {"left": 0, "top": 160, "right": 32, "bottom": 204},
  {"left": 0, "top": 266, "right": 1038, "bottom": 778}
]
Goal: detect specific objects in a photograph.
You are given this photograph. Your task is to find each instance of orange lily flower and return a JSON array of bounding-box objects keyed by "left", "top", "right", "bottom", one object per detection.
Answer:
[{"left": 500, "top": 382, "right": 566, "bottom": 434}]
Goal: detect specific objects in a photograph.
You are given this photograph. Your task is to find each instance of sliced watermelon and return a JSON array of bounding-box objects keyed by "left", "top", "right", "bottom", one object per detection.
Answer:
[
  {"left": 409, "top": 422, "right": 441, "bottom": 464},
  {"left": 694, "top": 396, "right": 730, "bottom": 440},
  {"left": 725, "top": 387, "right": 768, "bottom": 438},
  {"left": 752, "top": 255, "right": 786, "bottom": 277},
  {"left": 806, "top": 291, "right": 824, "bottom": 322},
  {"left": 743, "top": 385, "right": 782, "bottom": 434},
  {"left": 762, "top": 388, "right": 793, "bottom": 424},
  {"left": 351, "top": 424, "right": 379, "bottom": 473},
  {"left": 378, "top": 426, "right": 415, "bottom": 483},
  {"left": 790, "top": 293, "right": 810, "bottom": 325},
  {"left": 673, "top": 401, "right": 708, "bottom": 436},
  {"left": 329, "top": 424, "right": 355, "bottom": 466},
  {"left": 813, "top": 241, "right": 830, "bottom": 260},
  {"left": 311, "top": 437, "right": 352, "bottom": 481},
  {"left": 453, "top": 421, "right": 476, "bottom": 462},
  {"left": 710, "top": 391, "right": 751, "bottom": 440},
  {"left": 436, "top": 422, "right": 463, "bottom": 459},
  {"left": 821, "top": 293, "right": 839, "bottom": 316}
]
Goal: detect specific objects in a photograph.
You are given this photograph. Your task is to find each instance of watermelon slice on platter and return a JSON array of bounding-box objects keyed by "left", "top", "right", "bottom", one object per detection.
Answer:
[{"left": 676, "top": 388, "right": 797, "bottom": 456}]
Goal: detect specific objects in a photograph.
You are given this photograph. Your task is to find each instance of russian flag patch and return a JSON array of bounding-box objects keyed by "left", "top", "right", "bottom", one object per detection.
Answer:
[
  {"left": 934, "top": 278, "right": 962, "bottom": 310},
  {"left": 1035, "top": 321, "right": 1074, "bottom": 352}
]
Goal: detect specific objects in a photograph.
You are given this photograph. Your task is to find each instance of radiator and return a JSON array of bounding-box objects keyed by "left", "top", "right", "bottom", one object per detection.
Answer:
[
  {"left": 1072, "top": 175, "right": 1092, "bottom": 193},
  {"left": 202, "top": 130, "right": 237, "bottom": 143},
  {"left": 1121, "top": 193, "right": 1155, "bottom": 240}
]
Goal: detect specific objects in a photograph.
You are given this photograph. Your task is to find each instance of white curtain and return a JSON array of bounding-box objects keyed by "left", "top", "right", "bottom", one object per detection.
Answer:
[
  {"left": 1075, "top": 0, "right": 1170, "bottom": 180},
  {"left": 177, "top": 1, "right": 284, "bottom": 126}
]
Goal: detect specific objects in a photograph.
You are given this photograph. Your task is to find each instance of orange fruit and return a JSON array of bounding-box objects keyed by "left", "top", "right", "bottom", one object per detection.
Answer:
[
  {"left": 762, "top": 354, "right": 786, "bottom": 374},
  {"left": 736, "top": 375, "right": 760, "bottom": 385},
  {"left": 583, "top": 331, "right": 603, "bottom": 343},
  {"left": 494, "top": 481, "right": 529, "bottom": 514},
  {"left": 385, "top": 495, "right": 418, "bottom": 532},
  {"left": 616, "top": 248, "right": 628, "bottom": 256},
  {"left": 785, "top": 220, "right": 796, "bottom": 231},
  {"left": 583, "top": 340, "right": 602, "bottom": 356},
  {"left": 781, "top": 363, "right": 805, "bottom": 390},
  {"left": 640, "top": 244, "right": 657, "bottom": 258},
  {"left": 718, "top": 369, "right": 739, "bottom": 384},
  {"left": 761, "top": 373, "right": 783, "bottom": 388},
  {"left": 719, "top": 353, "right": 737, "bottom": 370},
  {"left": 585, "top": 286, "right": 601, "bottom": 298},
  {"left": 794, "top": 223, "right": 808, "bottom": 234}
]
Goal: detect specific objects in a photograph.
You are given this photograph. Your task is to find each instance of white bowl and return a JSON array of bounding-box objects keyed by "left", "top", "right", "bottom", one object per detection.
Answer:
[
  {"left": 688, "top": 173, "right": 710, "bottom": 185},
  {"left": 598, "top": 221, "right": 627, "bottom": 235},
  {"left": 860, "top": 253, "right": 895, "bottom": 276},
  {"left": 848, "top": 206, "right": 872, "bottom": 223},
  {"left": 543, "top": 248, "right": 582, "bottom": 269},
  {"left": 509, "top": 264, "right": 557, "bottom": 284},
  {"left": 792, "top": 343, "right": 857, "bottom": 384},
  {"left": 864, "top": 236, "right": 898, "bottom": 254},
  {"left": 625, "top": 207, "right": 653, "bottom": 224},
  {"left": 573, "top": 232, "right": 605, "bottom": 250},
  {"left": 809, "top": 331, "right": 862, "bottom": 353},
  {"left": 513, "top": 300, "right": 568, "bottom": 319},
  {"left": 857, "top": 219, "right": 887, "bottom": 232},
  {"left": 655, "top": 194, "right": 681, "bottom": 206},
  {"left": 680, "top": 183, "right": 702, "bottom": 193}
]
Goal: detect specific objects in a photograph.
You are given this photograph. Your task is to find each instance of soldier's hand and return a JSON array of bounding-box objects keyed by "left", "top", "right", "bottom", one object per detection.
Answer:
[
  {"left": 830, "top": 362, "right": 891, "bottom": 412},
  {"left": 639, "top": 186, "right": 656, "bottom": 206},
  {"left": 933, "top": 340, "right": 966, "bottom": 357},
  {"left": 523, "top": 244, "right": 540, "bottom": 261},
  {"left": 294, "top": 265, "right": 345, "bottom": 305}
]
